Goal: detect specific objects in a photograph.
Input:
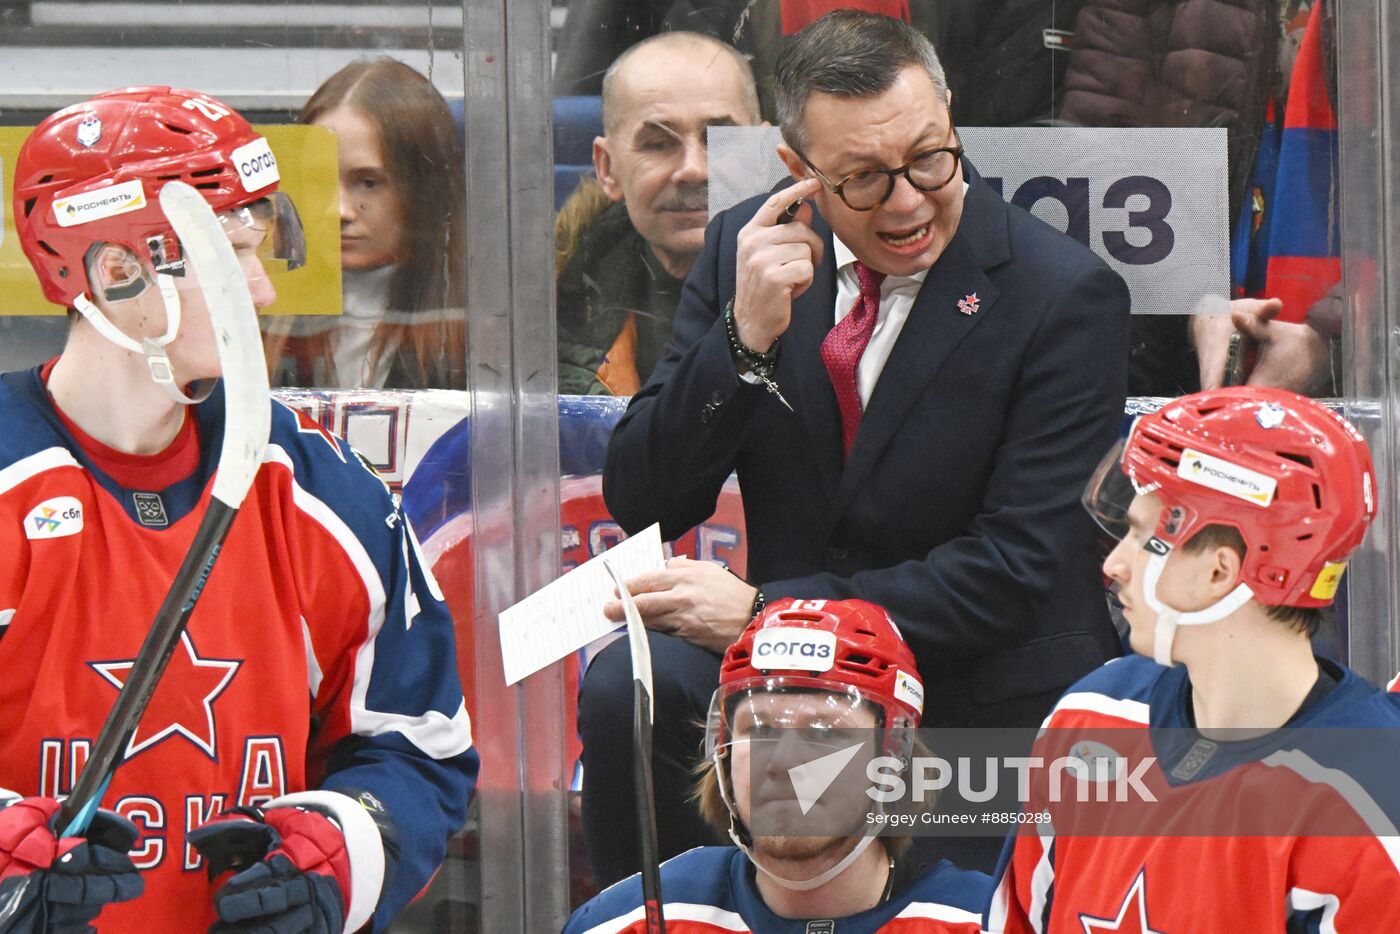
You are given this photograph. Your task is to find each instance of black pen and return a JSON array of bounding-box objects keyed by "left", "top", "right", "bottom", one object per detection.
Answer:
[{"left": 777, "top": 198, "right": 803, "bottom": 225}]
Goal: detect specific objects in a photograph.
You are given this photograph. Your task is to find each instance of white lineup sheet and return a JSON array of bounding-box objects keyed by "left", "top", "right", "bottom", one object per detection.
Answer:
[{"left": 498, "top": 523, "right": 665, "bottom": 685}]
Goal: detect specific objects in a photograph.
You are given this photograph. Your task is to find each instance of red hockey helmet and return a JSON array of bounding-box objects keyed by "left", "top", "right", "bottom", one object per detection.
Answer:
[
  {"left": 1085, "top": 387, "right": 1376, "bottom": 608},
  {"left": 13, "top": 87, "right": 302, "bottom": 308},
  {"left": 706, "top": 597, "right": 924, "bottom": 760}
]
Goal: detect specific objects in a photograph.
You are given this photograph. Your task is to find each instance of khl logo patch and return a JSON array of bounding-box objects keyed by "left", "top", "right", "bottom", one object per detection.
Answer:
[{"left": 133, "top": 491, "right": 169, "bottom": 527}]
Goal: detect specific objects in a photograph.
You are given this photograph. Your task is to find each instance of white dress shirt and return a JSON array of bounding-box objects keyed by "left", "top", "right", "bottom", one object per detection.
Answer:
[
  {"left": 735, "top": 182, "right": 964, "bottom": 402},
  {"left": 830, "top": 234, "right": 929, "bottom": 408}
]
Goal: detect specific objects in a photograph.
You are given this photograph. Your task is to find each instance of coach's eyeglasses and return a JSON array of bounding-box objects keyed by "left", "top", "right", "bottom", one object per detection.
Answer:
[{"left": 794, "top": 127, "right": 963, "bottom": 212}]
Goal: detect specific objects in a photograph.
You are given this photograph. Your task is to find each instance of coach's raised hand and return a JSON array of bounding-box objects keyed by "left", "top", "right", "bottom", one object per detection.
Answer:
[{"left": 732, "top": 177, "right": 824, "bottom": 353}]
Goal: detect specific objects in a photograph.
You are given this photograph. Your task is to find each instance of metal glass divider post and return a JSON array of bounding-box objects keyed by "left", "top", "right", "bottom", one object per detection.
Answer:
[
  {"left": 1337, "top": 0, "right": 1399, "bottom": 683},
  {"left": 464, "top": 0, "right": 570, "bottom": 929}
]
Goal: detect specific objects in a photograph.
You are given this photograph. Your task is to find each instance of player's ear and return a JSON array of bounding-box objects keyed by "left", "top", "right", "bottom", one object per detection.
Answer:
[
  {"left": 1206, "top": 543, "right": 1244, "bottom": 596},
  {"left": 83, "top": 242, "right": 153, "bottom": 305}
]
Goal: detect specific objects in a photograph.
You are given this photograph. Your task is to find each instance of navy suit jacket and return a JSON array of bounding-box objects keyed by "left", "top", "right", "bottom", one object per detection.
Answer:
[{"left": 603, "top": 164, "right": 1130, "bottom": 729}]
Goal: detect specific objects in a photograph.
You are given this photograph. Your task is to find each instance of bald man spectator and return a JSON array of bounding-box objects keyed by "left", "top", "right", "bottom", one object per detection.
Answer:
[{"left": 556, "top": 32, "right": 762, "bottom": 395}]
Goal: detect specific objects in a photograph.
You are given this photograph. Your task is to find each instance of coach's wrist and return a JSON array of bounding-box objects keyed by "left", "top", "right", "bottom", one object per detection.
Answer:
[{"left": 726, "top": 301, "right": 778, "bottom": 370}]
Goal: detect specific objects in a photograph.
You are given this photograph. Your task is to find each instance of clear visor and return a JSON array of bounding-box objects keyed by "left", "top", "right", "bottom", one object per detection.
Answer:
[
  {"left": 705, "top": 679, "right": 905, "bottom": 759},
  {"left": 218, "top": 191, "right": 306, "bottom": 273},
  {"left": 1082, "top": 437, "right": 1138, "bottom": 543},
  {"left": 707, "top": 680, "right": 912, "bottom": 842}
]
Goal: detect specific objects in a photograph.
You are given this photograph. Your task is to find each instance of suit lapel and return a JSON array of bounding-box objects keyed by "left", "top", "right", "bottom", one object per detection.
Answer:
[
  {"left": 787, "top": 212, "right": 843, "bottom": 502},
  {"left": 834, "top": 165, "right": 1013, "bottom": 515}
]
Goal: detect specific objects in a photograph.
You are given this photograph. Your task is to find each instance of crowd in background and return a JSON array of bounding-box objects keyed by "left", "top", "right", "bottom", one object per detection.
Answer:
[{"left": 0, "top": 1, "right": 1343, "bottom": 400}]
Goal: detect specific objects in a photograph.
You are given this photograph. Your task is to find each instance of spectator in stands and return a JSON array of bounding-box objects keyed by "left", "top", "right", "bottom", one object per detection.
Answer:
[
  {"left": 1191, "top": 1, "right": 1341, "bottom": 397},
  {"left": 556, "top": 31, "right": 761, "bottom": 395},
  {"left": 1194, "top": 294, "right": 1338, "bottom": 395},
  {"left": 553, "top": 1, "right": 1081, "bottom": 128},
  {"left": 589, "top": 11, "right": 1129, "bottom": 886},
  {"left": 1055, "top": 0, "right": 1281, "bottom": 397},
  {"left": 264, "top": 57, "right": 467, "bottom": 389}
]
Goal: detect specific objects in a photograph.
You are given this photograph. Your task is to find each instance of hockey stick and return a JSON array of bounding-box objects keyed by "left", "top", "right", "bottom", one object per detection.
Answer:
[
  {"left": 603, "top": 561, "right": 667, "bottom": 934},
  {"left": 58, "top": 182, "right": 271, "bottom": 836}
]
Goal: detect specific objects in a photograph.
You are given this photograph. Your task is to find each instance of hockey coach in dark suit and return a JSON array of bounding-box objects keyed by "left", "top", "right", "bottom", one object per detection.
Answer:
[{"left": 582, "top": 10, "right": 1131, "bottom": 885}]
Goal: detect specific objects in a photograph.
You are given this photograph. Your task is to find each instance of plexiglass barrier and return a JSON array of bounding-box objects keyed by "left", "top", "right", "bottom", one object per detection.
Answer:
[{"left": 2, "top": 0, "right": 1399, "bottom": 928}]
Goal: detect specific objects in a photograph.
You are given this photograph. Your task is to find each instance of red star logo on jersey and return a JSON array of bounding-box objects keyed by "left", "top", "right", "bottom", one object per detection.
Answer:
[
  {"left": 90, "top": 632, "right": 242, "bottom": 761},
  {"left": 1080, "top": 870, "right": 1163, "bottom": 934}
]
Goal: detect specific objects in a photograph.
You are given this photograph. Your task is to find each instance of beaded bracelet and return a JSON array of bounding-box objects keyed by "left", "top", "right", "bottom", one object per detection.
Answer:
[
  {"left": 749, "top": 588, "right": 768, "bottom": 621},
  {"left": 724, "top": 300, "right": 777, "bottom": 374},
  {"left": 723, "top": 301, "right": 792, "bottom": 411}
]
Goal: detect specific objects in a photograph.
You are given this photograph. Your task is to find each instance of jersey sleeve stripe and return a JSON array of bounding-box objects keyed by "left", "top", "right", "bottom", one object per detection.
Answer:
[
  {"left": 1260, "top": 749, "right": 1400, "bottom": 868},
  {"left": 891, "top": 900, "right": 983, "bottom": 923},
  {"left": 986, "top": 877, "right": 1009, "bottom": 932},
  {"left": 579, "top": 903, "right": 749, "bottom": 934},
  {"left": 406, "top": 521, "right": 446, "bottom": 603},
  {"left": 268, "top": 444, "right": 472, "bottom": 760},
  {"left": 1048, "top": 693, "right": 1151, "bottom": 726},
  {"left": 1027, "top": 833, "right": 1055, "bottom": 934},
  {"left": 0, "top": 446, "right": 81, "bottom": 495},
  {"left": 302, "top": 617, "right": 324, "bottom": 698},
  {"left": 355, "top": 701, "right": 474, "bottom": 759}
]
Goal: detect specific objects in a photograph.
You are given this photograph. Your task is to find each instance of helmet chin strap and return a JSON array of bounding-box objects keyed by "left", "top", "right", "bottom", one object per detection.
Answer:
[
  {"left": 713, "top": 748, "right": 883, "bottom": 892},
  {"left": 72, "top": 274, "right": 212, "bottom": 405},
  {"left": 1141, "top": 547, "right": 1254, "bottom": 667}
]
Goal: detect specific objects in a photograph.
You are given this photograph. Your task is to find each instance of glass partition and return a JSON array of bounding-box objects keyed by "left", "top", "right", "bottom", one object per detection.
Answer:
[
  {"left": 544, "top": 0, "right": 1398, "bottom": 915},
  {"left": 2, "top": 0, "right": 1399, "bottom": 929},
  {"left": 0, "top": 3, "right": 570, "bottom": 931}
]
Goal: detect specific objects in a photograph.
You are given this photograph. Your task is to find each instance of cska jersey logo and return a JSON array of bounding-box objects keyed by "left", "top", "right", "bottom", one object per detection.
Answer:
[
  {"left": 89, "top": 632, "right": 242, "bottom": 761},
  {"left": 1080, "top": 870, "right": 1165, "bottom": 934}
]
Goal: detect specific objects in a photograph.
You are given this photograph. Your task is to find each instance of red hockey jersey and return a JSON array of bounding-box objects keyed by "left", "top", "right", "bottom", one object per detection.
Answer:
[
  {"left": 0, "top": 367, "right": 477, "bottom": 931},
  {"left": 987, "top": 654, "right": 1400, "bottom": 932}
]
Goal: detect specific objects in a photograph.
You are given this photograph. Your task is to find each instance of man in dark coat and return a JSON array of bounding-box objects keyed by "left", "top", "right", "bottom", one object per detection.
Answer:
[
  {"left": 556, "top": 32, "right": 761, "bottom": 395},
  {"left": 583, "top": 11, "right": 1130, "bottom": 886}
]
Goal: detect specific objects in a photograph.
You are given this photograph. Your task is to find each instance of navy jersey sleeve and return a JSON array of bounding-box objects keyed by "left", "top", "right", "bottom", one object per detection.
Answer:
[{"left": 267, "top": 403, "right": 477, "bottom": 931}]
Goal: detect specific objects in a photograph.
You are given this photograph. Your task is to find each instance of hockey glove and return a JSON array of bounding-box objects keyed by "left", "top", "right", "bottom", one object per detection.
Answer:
[
  {"left": 0, "top": 795, "right": 143, "bottom": 933},
  {"left": 189, "top": 791, "right": 395, "bottom": 934}
]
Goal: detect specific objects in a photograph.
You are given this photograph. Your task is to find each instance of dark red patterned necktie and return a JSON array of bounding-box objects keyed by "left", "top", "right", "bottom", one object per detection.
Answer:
[{"left": 822, "top": 262, "right": 886, "bottom": 458}]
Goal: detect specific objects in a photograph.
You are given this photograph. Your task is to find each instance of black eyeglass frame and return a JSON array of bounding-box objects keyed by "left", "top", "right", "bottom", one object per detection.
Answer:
[{"left": 793, "top": 128, "right": 964, "bottom": 212}]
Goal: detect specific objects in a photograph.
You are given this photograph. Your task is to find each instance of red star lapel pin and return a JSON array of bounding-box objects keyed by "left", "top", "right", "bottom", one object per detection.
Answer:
[{"left": 957, "top": 292, "right": 980, "bottom": 316}]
